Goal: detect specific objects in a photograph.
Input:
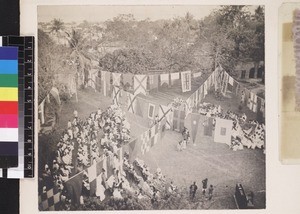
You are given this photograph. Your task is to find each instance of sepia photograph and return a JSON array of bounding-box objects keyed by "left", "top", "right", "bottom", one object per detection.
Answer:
[{"left": 37, "top": 5, "right": 265, "bottom": 211}]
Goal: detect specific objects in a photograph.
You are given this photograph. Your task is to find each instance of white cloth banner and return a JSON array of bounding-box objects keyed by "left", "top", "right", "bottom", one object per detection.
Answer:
[
  {"left": 112, "top": 73, "right": 121, "bottom": 86},
  {"left": 160, "top": 73, "right": 169, "bottom": 86},
  {"left": 171, "top": 72, "right": 180, "bottom": 80},
  {"left": 204, "top": 80, "right": 208, "bottom": 97},
  {"left": 214, "top": 118, "right": 233, "bottom": 145},
  {"left": 249, "top": 92, "right": 258, "bottom": 112},
  {"left": 228, "top": 76, "right": 234, "bottom": 86},
  {"left": 134, "top": 75, "right": 147, "bottom": 95},
  {"left": 193, "top": 72, "right": 202, "bottom": 78}
]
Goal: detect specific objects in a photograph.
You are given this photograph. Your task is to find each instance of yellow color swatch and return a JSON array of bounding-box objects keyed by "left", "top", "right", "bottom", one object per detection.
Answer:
[{"left": 0, "top": 87, "right": 18, "bottom": 101}]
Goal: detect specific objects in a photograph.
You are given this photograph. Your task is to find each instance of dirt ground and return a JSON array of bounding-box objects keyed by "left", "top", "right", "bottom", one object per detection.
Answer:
[
  {"left": 141, "top": 130, "right": 265, "bottom": 209},
  {"left": 41, "top": 87, "right": 266, "bottom": 209}
]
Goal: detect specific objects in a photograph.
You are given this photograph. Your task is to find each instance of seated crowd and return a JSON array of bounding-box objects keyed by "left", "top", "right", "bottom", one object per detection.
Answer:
[
  {"left": 59, "top": 152, "right": 182, "bottom": 210},
  {"left": 197, "top": 102, "right": 265, "bottom": 152},
  {"left": 40, "top": 104, "right": 131, "bottom": 195}
]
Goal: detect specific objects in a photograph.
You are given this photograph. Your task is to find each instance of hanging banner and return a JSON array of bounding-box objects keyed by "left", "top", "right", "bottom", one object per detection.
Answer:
[
  {"left": 260, "top": 98, "right": 265, "bottom": 118},
  {"left": 211, "top": 70, "right": 216, "bottom": 86},
  {"left": 50, "top": 87, "right": 61, "bottom": 105},
  {"left": 249, "top": 92, "right": 258, "bottom": 112},
  {"left": 207, "top": 75, "right": 212, "bottom": 88},
  {"left": 160, "top": 73, "right": 169, "bottom": 86},
  {"left": 173, "top": 109, "right": 186, "bottom": 132},
  {"left": 170, "top": 72, "right": 180, "bottom": 85},
  {"left": 112, "top": 72, "right": 121, "bottom": 86},
  {"left": 193, "top": 72, "right": 202, "bottom": 78},
  {"left": 185, "top": 97, "right": 193, "bottom": 115},
  {"left": 204, "top": 80, "right": 208, "bottom": 97},
  {"left": 221, "top": 72, "right": 229, "bottom": 95},
  {"left": 101, "top": 71, "right": 110, "bottom": 96},
  {"left": 214, "top": 118, "right": 233, "bottom": 145},
  {"left": 240, "top": 89, "right": 246, "bottom": 105},
  {"left": 112, "top": 86, "right": 121, "bottom": 105},
  {"left": 181, "top": 71, "right": 191, "bottom": 92},
  {"left": 122, "top": 73, "right": 133, "bottom": 88},
  {"left": 194, "top": 89, "right": 199, "bottom": 107},
  {"left": 228, "top": 76, "right": 234, "bottom": 86},
  {"left": 140, "top": 124, "right": 159, "bottom": 155},
  {"left": 127, "top": 93, "right": 137, "bottom": 114},
  {"left": 199, "top": 85, "right": 204, "bottom": 102},
  {"left": 148, "top": 74, "right": 159, "bottom": 90},
  {"left": 158, "top": 104, "right": 173, "bottom": 128},
  {"left": 134, "top": 75, "right": 147, "bottom": 95}
]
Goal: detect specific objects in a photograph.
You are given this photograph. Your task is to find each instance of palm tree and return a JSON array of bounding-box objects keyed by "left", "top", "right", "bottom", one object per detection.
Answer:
[
  {"left": 49, "top": 18, "right": 65, "bottom": 44},
  {"left": 65, "top": 29, "right": 92, "bottom": 88}
]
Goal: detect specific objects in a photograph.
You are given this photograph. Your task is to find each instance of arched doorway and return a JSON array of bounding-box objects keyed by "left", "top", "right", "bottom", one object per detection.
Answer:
[
  {"left": 257, "top": 66, "right": 264, "bottom": 78},
  {"left": 249, "top": 67, "right": 255, "bottom": 78}
]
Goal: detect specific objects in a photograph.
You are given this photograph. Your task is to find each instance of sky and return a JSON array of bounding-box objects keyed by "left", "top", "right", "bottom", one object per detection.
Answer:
[{"left": 38, "top": 5, "right": 230, "bottom": 23}]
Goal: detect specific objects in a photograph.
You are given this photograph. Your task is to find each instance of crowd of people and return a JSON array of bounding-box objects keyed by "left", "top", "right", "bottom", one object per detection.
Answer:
[
  {"left": 39, "top": 104, "right": 131, "bottom": 196},
  {"left": 41, "top": 101, "right": 215, "bottom": 210},
  {"left": 197, "top": 102, "right": 265, "bottom": 152},
  {"left": 40, "top": 86, "right": 264, "bottom": 210},
  {"left": 61, "top": 152, "right": 192, "bottom": 210}
]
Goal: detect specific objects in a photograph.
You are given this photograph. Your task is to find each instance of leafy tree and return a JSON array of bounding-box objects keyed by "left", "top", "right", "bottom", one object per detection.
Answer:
[
  {"left": 99, "top": 49, "right": 155, "bottom": 74},
  {"left": 195, "top": 6, "right": 264, "bottom": 73},
  {"left": 249, "top": 6, "right": 265, "bottom": 82},
  {"left": 38, "top": 29, "right": 71, "bottom": 103}
]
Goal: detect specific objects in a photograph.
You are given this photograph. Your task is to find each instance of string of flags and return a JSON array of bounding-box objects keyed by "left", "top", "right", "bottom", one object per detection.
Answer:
[
  {"left": 184, "top": 68, "right": 265, "bottom": 117},
  {"left": 39, "top": 148, "right": 123, "bottom": 211},
  {"left": 100, "top": 70, "right": 197, "bottom": 97},
  {"left": 39, "top": 118, "right": 164, "bottom": 211},
  {"left": 112, "top": 65, "right": 265, "bottom": 126}
]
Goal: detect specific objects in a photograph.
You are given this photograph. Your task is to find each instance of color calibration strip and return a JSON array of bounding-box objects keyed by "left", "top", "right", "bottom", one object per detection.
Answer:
[
  {"left": 0, "top": 36, "right": 34, "bottom": 178},
  {"left": 0, "top": 47, "right": 19, "bottom": 169}
]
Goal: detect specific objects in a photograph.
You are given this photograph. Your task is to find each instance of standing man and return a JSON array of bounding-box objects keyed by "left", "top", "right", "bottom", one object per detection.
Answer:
[
  {"left": 202, "top": 178, "right": 208, "bottom": 195},
  {"left": 208, "top": 184, "right": 214, "bottom": 200},
  {"left": 189, "top": 181, "right": 198, "bottom": 201}
]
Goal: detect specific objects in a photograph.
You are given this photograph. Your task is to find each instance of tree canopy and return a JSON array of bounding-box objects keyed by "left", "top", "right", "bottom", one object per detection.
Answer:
[{"left": 38, "top": 5, "right": 265, "bottom": 95}]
